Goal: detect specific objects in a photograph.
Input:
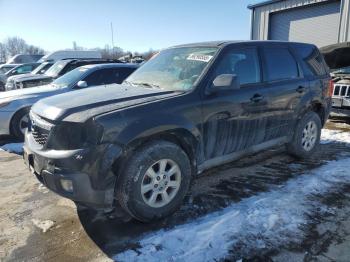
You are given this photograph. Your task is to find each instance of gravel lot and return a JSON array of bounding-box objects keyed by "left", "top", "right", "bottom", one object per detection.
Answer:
[{"left": 1, "top": 119, "right": 350, "bottom": 261}]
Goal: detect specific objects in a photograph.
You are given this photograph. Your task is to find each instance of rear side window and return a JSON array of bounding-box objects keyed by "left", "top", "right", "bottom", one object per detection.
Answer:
[
  {"left": 295, "top": 45, "right": 328, "bottom": 76},
  {"left": 214, "top": 48, "right": 261, "bottom": 85},
  {"left": 264, "top": 48, "right": 299, "bottom": 81}
]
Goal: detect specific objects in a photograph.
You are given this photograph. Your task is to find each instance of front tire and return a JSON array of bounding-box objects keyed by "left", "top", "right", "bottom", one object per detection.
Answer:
[
  {"left": 287, "top": 111, "right": 322, "bottom": 159},
  {"left": 116, "top": 140, "right": 192, "bottom": 222},
  {"left": 11, "top": 108, "right": 30, "bottom": 140}
]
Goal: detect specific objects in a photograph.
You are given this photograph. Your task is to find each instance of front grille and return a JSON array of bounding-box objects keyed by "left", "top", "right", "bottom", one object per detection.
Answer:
[
  {"left": 32, "top": 126, "right": 50, "bottom": 145},
  {"left": 30, "top": 112, "right": 53, "bottom": 147},
  {"left": 333, "top": 85, "right": 350, "bottom": 97}
]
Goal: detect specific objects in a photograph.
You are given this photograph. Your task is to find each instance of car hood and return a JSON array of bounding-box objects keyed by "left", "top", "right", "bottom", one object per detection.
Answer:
[
  {"left": 32, "top": 84, "right": 179, "bottom": 122},
  {"left": 0, "top": 84, "right": 65, "bottom": 100},
  {"left": 320, "top": 42, "right": 350, "bottom": 70},
  {"left": 19, "top": 74, "right": 52, "bottom": 82},
  {"left": 7, "top": 73, "right": 35, "bottom": 82}
]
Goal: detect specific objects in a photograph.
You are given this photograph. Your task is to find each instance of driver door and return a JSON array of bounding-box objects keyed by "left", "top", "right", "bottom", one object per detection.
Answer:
[{"left": 201, "top": 46, "right": 269, "bottom": 161}]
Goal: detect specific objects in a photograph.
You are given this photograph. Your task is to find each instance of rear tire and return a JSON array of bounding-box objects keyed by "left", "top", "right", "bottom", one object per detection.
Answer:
[
  {"left": 287, "top": 111, "right": 321, "bottom": 159},
  {"left": 116, "top": 140, "right": 192, "bottom": 222},
  {"left": 11, "top": 108, "right": 30, "bottom": 140}
]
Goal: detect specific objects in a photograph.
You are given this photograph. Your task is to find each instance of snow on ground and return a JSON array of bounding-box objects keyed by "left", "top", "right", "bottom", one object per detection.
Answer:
[
  {"left": 115, "top": 129, "right": 350, "bottom": 262},
  {"left": 0, "top": 143, "right": 24, "bottom": 154},
  {"left": 321, "top": 129, "right": 350, "bottom": 144},
  {"left": 116, "top": 156, "right": 350, "bottom": 262}
]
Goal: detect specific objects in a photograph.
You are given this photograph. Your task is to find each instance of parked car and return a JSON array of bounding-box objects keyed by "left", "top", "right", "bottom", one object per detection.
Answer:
[
  {"left": 38, "top": 50, "right": 102, "bottom": 63},
  {"left": 0, "top": 63, "right": 40, "bottom": 91},
  {"left": 11, "top": 59, "right": 122, "bottom": 90},
  {"left": 5, "top": 61, "right": 54, "bottom": 91},
  {"left": 320, "top": 42, "right": 350, "bottom": 118},
  {"left": 0, "top": 63, "right": 137, "bottom": 139},
  {"left": 5, "top": 51, "right": 103, "bottom": 91},
  {"left": 0, "top": 64, "right": 18, "bottom": 74},
  {"left": 23, "top": 41, "right": 332, "bottom": 222},
  {"left": 7, "top": 54, "right": 44, "bottom": 64}
]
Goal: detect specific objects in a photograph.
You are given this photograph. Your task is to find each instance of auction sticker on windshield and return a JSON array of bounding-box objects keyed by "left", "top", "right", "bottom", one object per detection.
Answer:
[{"left": 187, "top": 54, "right": 213, "bottom": 62}]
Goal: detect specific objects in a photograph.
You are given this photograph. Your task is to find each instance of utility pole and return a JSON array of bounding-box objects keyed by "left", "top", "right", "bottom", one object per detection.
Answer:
[{"left": 111, "top": 22, "right": 115, "bottom": 58}]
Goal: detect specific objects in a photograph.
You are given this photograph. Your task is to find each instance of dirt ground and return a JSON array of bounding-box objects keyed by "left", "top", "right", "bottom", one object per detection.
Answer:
[{"left": 1, "top": 119, "right": 350, "bottom": 262}]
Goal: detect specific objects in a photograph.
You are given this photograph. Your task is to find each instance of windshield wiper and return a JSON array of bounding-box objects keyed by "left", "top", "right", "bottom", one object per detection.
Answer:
[{"left": 124, "top": 80, "right": 161, "bottom": 89}]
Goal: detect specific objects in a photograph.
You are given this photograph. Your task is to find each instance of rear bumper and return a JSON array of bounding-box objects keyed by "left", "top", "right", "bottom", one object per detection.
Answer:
[{"left": 23, "top": 131, "right": 123, "bottom": 208}]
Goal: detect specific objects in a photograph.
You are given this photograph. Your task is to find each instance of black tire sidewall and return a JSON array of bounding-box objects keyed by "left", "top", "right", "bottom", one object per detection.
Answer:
[
  {"left": 117, "top": 141, "right": 192, "bottom": 222},
  {"left": 289, "top": 111, "right": 322, "bottom": 158}
]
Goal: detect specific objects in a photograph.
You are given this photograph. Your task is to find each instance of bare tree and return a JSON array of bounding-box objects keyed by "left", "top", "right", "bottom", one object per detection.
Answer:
[
  {"left": 26, "top": 45, "right": 45, "bottom": 55},
  {"left": 0, "top": 43, "right": 6, "bottom": 63},
  {"left": 4, "top": 37, "right": 27, "bottom": 56}
]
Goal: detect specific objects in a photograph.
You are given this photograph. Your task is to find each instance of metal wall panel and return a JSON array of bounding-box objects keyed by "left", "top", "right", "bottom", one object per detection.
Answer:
[
  {"left": 269, "top": 1, "right": 341, "bottom": 47},
  {"left": 250, "top": 0, "right": 330, "bottom": 40},
  {"left": 250, "top": 0, "right": 350, "bottom": 45}
]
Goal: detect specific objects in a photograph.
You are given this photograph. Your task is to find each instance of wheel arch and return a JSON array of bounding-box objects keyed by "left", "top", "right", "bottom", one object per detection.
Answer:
[
  {"left": 9, "top": 105, "right": 31, "bottom": 137},
  {"left": 111, "top": 128, "right": 201, "bottom": 181}
]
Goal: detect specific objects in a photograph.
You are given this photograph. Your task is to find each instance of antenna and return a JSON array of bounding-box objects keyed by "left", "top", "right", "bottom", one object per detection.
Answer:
[{"left": 111, "top": 22, "right": 115, "bottom": 58}]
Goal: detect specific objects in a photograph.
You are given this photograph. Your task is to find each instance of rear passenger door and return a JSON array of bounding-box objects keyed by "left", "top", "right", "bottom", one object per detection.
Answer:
[{"left": 260, "top": 46, "right": 309, "bottom": 141}]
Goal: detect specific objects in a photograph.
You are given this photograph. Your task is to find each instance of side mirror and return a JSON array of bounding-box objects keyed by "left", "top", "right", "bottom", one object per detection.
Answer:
[
  {"left": 211, "top": 74, "right": 240, "bottom": 93},
  {"left": 76, "top": 80, "right": 88, "bottom": 88}
]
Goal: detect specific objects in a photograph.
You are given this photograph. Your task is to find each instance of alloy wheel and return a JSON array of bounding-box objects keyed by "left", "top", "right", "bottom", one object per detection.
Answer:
[{"left": 141, "top": 159, "right": 181, "bottom": 208}]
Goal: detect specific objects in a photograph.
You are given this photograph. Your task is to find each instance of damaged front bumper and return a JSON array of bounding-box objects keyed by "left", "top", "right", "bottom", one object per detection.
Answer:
[{"left": 23, "top": 131, "right": 123, "bottom": 209}]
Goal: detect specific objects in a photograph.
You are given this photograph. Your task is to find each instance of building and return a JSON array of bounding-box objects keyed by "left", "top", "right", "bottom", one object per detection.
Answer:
[{"left": 248, "top": 0, "right": 350, "bottom": 47}]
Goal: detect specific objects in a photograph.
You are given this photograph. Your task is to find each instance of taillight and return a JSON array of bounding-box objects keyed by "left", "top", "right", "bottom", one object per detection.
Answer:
[{"left": 327, "top": 80, "right": 334, "bottom": 98}]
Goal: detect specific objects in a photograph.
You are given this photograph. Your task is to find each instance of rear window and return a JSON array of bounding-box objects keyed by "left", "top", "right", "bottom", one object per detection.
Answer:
[
  {"left": 295, "top": 45, "right": 328, "bottom": 76},
  {"left": 264, "top": 47, "right": 299, "bottom": 82}
]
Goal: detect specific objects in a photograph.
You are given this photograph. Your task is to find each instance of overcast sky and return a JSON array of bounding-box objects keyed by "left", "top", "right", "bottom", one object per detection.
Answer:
[{"left": 0, "top": 0, "right": 261, "bottom": 52}]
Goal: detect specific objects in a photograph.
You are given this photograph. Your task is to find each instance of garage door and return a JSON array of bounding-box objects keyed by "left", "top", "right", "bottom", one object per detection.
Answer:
[{"left": 269, "top": 1, "right": 341, "bottom": 47}]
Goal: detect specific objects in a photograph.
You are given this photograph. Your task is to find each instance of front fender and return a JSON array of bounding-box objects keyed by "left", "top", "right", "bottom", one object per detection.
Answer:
[{"left": 116, "top": 113, "right": 201, "bottom": 145}]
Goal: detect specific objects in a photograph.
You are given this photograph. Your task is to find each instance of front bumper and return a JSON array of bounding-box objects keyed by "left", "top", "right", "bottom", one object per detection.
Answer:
[
  {"left": 0, "top": 110, "right": 13, "bottom": 135},
  {"left": 330, "top": 107, "right": 350, "bottom": 117},
  {"left": 23, "top": 131, "right": 123, "bottom": 208},
  {"left": 5, "top": 81, "right": 16, "bottom": 91}
]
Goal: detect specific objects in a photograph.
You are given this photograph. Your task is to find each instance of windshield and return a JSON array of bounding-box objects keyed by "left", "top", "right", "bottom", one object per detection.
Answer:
[
  {"left": 32, "top": 62, "right": 52, "bottom": 75},
  {"left": 125, "top": 47, "right": 218, "bottom": 91},
  {"left": 45, "top": 60, "right": 70, "bottom": 77},
  {"left": 332, "top": 66, "right": 350, "bottom": 74},
  {"left": 52, "top": 66, "right": 89, "bottom": 87}
]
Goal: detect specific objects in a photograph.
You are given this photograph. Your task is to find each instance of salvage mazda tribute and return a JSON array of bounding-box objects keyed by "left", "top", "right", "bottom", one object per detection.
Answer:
[{"left": 24, "top": 41, "right": 332, "bottom": 222}]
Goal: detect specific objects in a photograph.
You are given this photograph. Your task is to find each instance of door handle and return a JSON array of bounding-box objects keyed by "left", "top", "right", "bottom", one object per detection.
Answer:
[
  {"left": 296, "top": 86, "right": 305, "bottom": 93},
  {"left": 250, "top": 94, "right": 264, "bottom": 103}
]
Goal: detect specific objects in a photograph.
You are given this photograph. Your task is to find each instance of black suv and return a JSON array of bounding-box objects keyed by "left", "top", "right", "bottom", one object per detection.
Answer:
[
  {"left": 24, "top": 41, "right": 332, "bottom": 222},
  {"left": 13, "top": 58, "right": 122, "bottom": 89}
]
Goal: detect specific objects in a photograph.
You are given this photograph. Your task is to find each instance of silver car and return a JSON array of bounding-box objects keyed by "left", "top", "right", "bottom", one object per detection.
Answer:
[{"left": 0, "top": 63, "right": 137, "bottom": 139}]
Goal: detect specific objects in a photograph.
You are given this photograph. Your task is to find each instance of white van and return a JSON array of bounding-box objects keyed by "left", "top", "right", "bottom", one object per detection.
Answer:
[{"left": 38, "top": 50, "right": 102, "bottom": 63}]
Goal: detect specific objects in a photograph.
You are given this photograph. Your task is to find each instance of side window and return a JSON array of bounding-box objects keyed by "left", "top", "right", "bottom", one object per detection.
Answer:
[
  {"left": 100, "top": 68, "right": 122, "bottom": 84},
  {"left": 112, "top": 67, "right": 136, "bottom": 84},
  {"left": 264, "top": 48, "right": 299, "bottom": 81},
  {"left": 83, "top": 69, "right": 106, "bottom": 86},
  {"left": 214, "top": 48, "right": 261, "bottom": 85},
  {"left": 84, "top": 68, "right": 136, "bottom": 86}
]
